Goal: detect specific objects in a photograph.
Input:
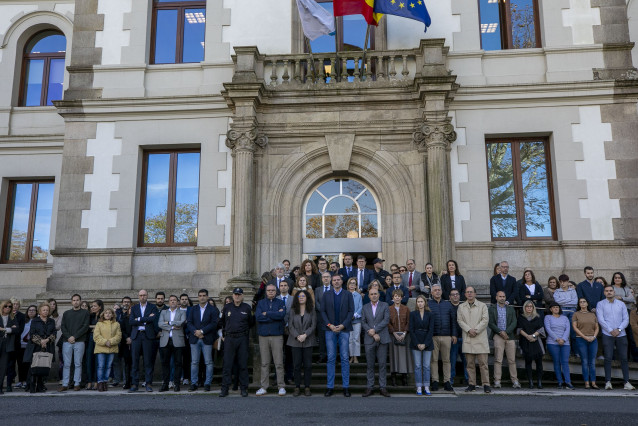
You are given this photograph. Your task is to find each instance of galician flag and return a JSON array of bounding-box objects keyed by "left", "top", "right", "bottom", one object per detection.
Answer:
[
  {"left": 374, "top": 0, "right": 431, "bottom": 32},
  {"left": 334, "top": 0, "right": 383, "bottom": 26},
  {"left": 296, "top": 0, "right": 336, "bottom": 40}
]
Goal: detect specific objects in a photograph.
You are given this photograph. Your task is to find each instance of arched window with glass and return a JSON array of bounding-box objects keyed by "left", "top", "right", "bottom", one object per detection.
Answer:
[
  {"left": 20, "top": 30, "right": 66, "bottom": 106},
  {"left": 305, "top": 179, "right": 379, "bottom": 239}
]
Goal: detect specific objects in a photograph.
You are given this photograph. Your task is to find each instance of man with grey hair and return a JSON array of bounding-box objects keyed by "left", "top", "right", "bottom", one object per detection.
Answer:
[
  {"left": 314, "top": 271, "right": 332, "bottom": 363},
  {"left": 402, "top": 259, "right": 422, "bottom": 298},
  {"left": 267, "top": 263, "right": 293, "bottom": 296},
  {"left": 429, "top": 284, "right": 457, "bottom": 392},
  {"left": 489, "top": 261, "right": 517, "bottom": 305}
]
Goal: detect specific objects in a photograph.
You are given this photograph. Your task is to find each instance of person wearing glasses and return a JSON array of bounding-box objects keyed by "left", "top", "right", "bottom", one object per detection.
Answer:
[{"left": 0, "top": 300, "right": 19, "bottom": 394}]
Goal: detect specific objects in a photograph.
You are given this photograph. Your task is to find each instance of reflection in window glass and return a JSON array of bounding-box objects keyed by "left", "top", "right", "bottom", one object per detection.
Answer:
[
  {"left": 7, "top": 184, "right": 32, "bottom": 261},
  {"left": 154, "top": 9, "right": 178, "bottom": 64},
  {"left": 305, "top": 179, "right": 379, "bottom": 239},
  {"left": 487, "top": 142, "right": 518, "bottom": 238},
  {"left": 32, "top": 183, "right": 54, "bottom": 259},
  {"left": 520, "top": 142, "right": 551, "bottom": 237},
  {"left": 24, "top": 60, "right": 44, "bottom": 106},
  {"left": 183, "top": 8, "right": 205, "bottom": 63},
  {"left": 509, "top": 0, "right": 537, "bottom": 49},
  {"left": 46, "top": 58, "right": 65, "bottom": 105},
  {"left": 479, "top": 0, "right": 503, "bottom": 51},
  {"left": 143, "top": 154, "right": 171, "bottom": 243},
  {"left": 174, "top": 153, "right": 200, "bottom": 243}
]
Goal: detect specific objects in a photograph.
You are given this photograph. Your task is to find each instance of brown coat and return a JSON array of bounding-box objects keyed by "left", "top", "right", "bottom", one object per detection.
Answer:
[{"left": 388, "top": 303, "right": 410, "bottom": 334}]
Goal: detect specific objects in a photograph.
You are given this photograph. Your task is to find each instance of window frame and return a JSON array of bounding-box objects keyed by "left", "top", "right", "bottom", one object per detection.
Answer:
[
  {"left": 150, "top": 0, "right": 207, "bottom": 64},
  {"left": 1, "top": 180, "right": 54, "bottom": 263},
  {"left": 309, "top": 0, "right": 377, "bottom": 53},
  {"left": 138, "top": 149, "right": 201, "bottom": 247},
  {"left": 485, "top": 137, "right": 557, "bottom": 241},
  {"left": 19, "top": 31, "right": 66, "bottom": 107},
  {"left": 478, "top": 0, "right": 542, "bottom": 50}
]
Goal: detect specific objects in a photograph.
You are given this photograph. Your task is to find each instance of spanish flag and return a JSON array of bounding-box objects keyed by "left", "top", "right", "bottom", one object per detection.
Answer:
[{"left": 334, "top": 0, "right": 382, "bottom": 26}]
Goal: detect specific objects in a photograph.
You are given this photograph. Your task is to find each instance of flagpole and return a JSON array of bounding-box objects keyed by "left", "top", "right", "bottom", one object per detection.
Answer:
[
  {"left": 361, "top": 24, "right": 371, "bottom": 81},
  {"left": 305, "top": 36, "right": 318, "bottom": 82},
  {"left": 334, "top": 16, "right": 340, "bottom": 81}
]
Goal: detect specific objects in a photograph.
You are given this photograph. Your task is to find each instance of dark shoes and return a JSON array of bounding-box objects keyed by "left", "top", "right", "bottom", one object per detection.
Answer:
[
  {"left": 465, "top": 385, "right": 476, "bottom": 392},
  {"left": 379, "top": 388, "right": 390, "bottom": 397},
  {"left": 241, "top": 388, "right": 248, "bottom": 397},
  {"left": 304, "top": 387, "right": 311, "bottom": 396},
  {"left": 483, "top": 385, "right": 491, "bottom": 394},
  {"left": 362, "top": 388, "right": 374, "bottom": 397},
  {"left": 431, "top": 381, "right": 439, "bottom": 392},
  {"left": 293, "top": 388, "right": 301, "bottom": 397},
  {"left": 159, "top": 385, "right": 169, "bottom": 392},
  {"left": 343, "top": 388, "right": 351, "bottom": 397},
  {"left": 390, "top": 373, "right": 397, "bottom": 387},
  {"left": 443, "top": 381, "right": 453, "bottom": 392},
  {"left": 145, "top": 385, "right": 153, "bottom": 392},
  {"left": 324, "top": 388, "right": 334, "bottom": 397},
  {"left": 219, "top": 388, "right": 229, "bottom": 397},
  {"left": 401, "top": 374, "right": 408, "bottom": 386},
  {"left": 174, "top": 385, "right": 181, "bottom": 392},
  {"left": 204, "top": 385, "right": 211, "bottom": 392},
  {"left": 189, "top": 384, "right": 198, "bottom": 392},
  {"left": 128, "top": 386, "right": 138, "bottom": 393}
]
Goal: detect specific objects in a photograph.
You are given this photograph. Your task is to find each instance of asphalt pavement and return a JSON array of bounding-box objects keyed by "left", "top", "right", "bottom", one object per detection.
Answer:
[{"left": 3, "top": 387, "right": 637, "bottom": 425}]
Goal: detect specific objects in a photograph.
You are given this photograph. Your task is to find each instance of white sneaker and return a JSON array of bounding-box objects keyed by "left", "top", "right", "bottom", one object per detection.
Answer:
[
  {"left": 605, "top": 381, "right": 613, "bottom": 390},
  {"left": 278, "top": 387, "right": 286, "bottom": 396},
  {"left": 183, "top": 379, "right": 190, "bottom": 385},
  {"left": 141, "top": 382, "right": 146, "bottom": 387},
  {"left": 416, "top": 386, "right": 422, "bottom": 396},
  {"left": 169, "top": 381, "right": 174, "bottom": 389},
  {"left": 624, "top": 382, "right": 635, "bottom": 391},
  {"left": 512, "top": 381, "right": 521, "bottom": 389},
  {"left": 256, "top": 387, "right": 267, "bottom": 396},
  {"left": 493, "top": 381, "right": 501, "bottom": 388}
]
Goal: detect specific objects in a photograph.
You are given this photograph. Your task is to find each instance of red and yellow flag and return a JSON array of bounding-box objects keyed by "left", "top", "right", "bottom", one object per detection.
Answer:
[{"left": 334, "top": 0, "right": 382, "bottom": 26}]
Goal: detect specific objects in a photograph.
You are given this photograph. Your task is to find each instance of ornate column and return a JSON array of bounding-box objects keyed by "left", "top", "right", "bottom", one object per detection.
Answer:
[
  {"left": 413, "top": 119, "right": 457, "bottom": 271},
  {"left": 225, "top": 124, "right": 268, "bottom": 289}
]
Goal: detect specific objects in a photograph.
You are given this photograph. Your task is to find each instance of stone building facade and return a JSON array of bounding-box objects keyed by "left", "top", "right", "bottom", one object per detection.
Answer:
[{"left": 0, "top": 0, "right": 637, "bottom": 303}]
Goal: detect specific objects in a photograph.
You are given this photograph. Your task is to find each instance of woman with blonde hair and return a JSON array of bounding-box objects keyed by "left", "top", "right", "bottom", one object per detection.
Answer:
[
  {"left": 346, "top": 277, "right": 363, "bottom": 363},
  {"left": 0, "top": 300, "right": 18, "bottom": 394},
  {"left": 25, "top": 303, "right": 56, "bottom": 393},
  {"left": 518, "top": 300, "right": 545, "bottom": 389},
  {"left": 93, "top": 308, "right": 122, "bottom": 392}
]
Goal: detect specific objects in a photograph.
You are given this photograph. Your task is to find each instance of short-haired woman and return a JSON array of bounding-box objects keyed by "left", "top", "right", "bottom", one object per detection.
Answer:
[
  {"left": 409, "top": 295, "right": 434, "bottom": 395},
  {"left": 544, "top": 302, "right": 574, "bottom": 389},
  {"left": 346, "top": 278, "right": 363, "bottom": 364},
  {"left": 388, "top": 289, "right": 412, "bottom": 387},
  {"left": 362, "top": 280, "right": 386, "bottom": 304},
  {"left": 84, "top": 299, "right": 104, "bottom": 390},
  {"left": 544, "top": 276, "right": 558, "bottom": 307},
  {"left": 287, "top": 290, "right": 316, "bottom": 396},
  {"left": 93, "top": 308, "right": 122, "bottom": 392},
  {"left": 518, "top": 300, "right": 545, "bottom": 389},
  {"left": 26, "top": 303, "right": 56, "bottom": 393},
  {"left": 572, "top": 297, "right": 599, "bottom": 389}
]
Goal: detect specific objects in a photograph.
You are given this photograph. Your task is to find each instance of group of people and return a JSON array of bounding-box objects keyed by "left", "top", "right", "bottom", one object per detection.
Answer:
[{"left": 1, "top": 256, "right": 637, "bottom": 397}]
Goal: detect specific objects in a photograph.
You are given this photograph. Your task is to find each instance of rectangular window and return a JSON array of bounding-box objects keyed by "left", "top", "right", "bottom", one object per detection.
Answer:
[
  {"left": 479, "top": 0, "right": 541, "bottom": 51},
  {"left": 2, "top": 181, "right": 54, "bottom": 262},
  {"left": 151, "top": 0, "right": 206, "bottom": 64},
  {"left": 486, "top": 138, "right": 555, "bottom": 240},
  {"left": 139, "top": 150, "right": 200, "bottom": 246}
]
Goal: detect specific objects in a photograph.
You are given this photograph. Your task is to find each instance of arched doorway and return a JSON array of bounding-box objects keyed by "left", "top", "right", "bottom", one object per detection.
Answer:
[{"left": 302, "top": 178, "right": 382, "bottom": 265}]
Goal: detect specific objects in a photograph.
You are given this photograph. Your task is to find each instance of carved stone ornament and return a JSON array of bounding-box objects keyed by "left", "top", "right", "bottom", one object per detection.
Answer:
[
  {"left": 412, "top": 121, "right": 457, "bottom": 150},
  {"left": 225, "top": 128, "right": 268, "bottom": 152}
]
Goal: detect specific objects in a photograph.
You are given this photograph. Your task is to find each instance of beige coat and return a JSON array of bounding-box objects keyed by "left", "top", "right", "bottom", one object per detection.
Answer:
[
  {"left": 457, "top": 299, "right": 489, "bottom": 354},
  {"left": 93, "top": 320, "right": 122, "bottom": 354}
]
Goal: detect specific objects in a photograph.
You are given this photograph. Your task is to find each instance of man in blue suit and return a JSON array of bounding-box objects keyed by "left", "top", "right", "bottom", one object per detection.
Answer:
[
  {"left": 186, "top": 289, "right": 219, "bottom": 392},
  {"left": 321, "top": 274, "right": 355, "bottom": 397},
  {"left": 351, "top": 255, "right": 373, "bottom": 292},
  {"left": 338, "top": 253, "right": 355, "bottom": 280},
  {"left": 489, "top": 261, "right": 518, "bottom": 305},
  {"left": 388, "top": 272, "right": 410, "bottom": 305},
  {"left": 128, "top": 289, "right": 159, "bottom": 392}
]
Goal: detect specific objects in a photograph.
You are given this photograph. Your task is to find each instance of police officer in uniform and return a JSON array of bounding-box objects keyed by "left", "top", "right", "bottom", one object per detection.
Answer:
[{"left": 219, "top": 288, "right": 254, "bottom": 397}]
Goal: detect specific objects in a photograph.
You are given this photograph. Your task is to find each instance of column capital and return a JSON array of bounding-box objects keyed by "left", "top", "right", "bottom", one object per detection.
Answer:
[
  {"left": 225, "top": 127, "right": 268, "bottom": 152},
  {"left": 413, "top": 119, "right": 457, "bottom": 151}
]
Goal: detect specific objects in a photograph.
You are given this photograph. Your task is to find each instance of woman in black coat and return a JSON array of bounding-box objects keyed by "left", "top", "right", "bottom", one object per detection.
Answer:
[
  {"left": 25, "top": 303, "right": 56, "bottom": 393},
  {"left": 409, "top": 295, "right": 434, "bottom": 396},
  {"left": 440, "top": 260, "right": 467, "bottom": 301},
  {"left": 518, "top": 269, "right": 544, "bottom": 308},
  {"left": 0, "top": 300, "right": 19, "bottom": 394},
  {"left": 518, "top": 300, "right": 545, "bottom": 389}
]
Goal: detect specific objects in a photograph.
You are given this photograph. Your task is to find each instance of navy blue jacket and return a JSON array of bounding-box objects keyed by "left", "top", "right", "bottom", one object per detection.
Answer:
[
  {"left": 576, "top": 280, "right": 605, "bottom": 311},
  {"left": 518, "top": 282, "right": 544, "bottom": 308},
  {"left": 320, "top": 289, "right": 355, "bottom": 332},
  {"left": 387, "top": 285, "right": 410, "bottom": 305},
  {"left": 255, "top": 297, "right": 286, "bottom": 336},
  {"left": 349, "top": 268, "right": 374, "bottom": 292},
  {"left": 186, "top": 304, "right": 220, "bottom": 345},
  {"left": 490, "top": 275, "right": 518, "bottom": 305},
  {"left": 129, "top": 303, "right": 159, "bottom": 340},
  {"left": 409, "top": 310, "right": 434, "bottom": 351},
  {"left": 429, "top": 298, "right": 458, "bottom": 337},
  {"left": 441, "top": 273, "right": 467, "bottom": 301}
]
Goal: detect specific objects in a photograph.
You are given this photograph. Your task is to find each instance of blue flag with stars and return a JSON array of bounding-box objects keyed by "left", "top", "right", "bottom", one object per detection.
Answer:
[{"left": 373, "top": 0, "right": 431, "bottom": 32}]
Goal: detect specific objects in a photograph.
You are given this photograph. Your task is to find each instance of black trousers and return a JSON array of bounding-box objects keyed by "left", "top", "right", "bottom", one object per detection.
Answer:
[
  {"left": 0, "top": 347, "right": 9, "bottom": 389},
  {"left": 181, "top": 340, "right": 191, "bottom": 381},
  {"left": 283, "top": 342, "right": 294, "bottom": 382},
  {"left": 221, "top": 335, "right": 249, "bottom": 390},
  {"left": 160, "top": 339, "right": 183, "bottom": 386},
  {"left": 316, "top": 315, "right": 326, "bottom": 358},
  {"left": 6, "top": 346, "right": 17, "bottom": 385},
  {"left": 524, "top": 355, "right": 543, "bottom": 381},
  {"left": 291, "top": 346, "right": 313, "bottom": 388},
  {"left": 131, "top": 333, "right": 156, "bottom": 386}
]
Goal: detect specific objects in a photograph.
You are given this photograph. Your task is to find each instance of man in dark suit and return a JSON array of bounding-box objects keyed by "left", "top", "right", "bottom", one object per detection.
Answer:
[
  {"left": 116, "top": 296, "right": 133, "bottom": 389},
  {"left": 388, "top": 272, "right": 410, "bottom": 305},
  {"left": 128, "top": 289, "right": 159, "bottom": 392},
  {"left": 267, "top": 263, "right": 294, "bottom": 296},
  {"left": 361, "top": 287, "right": 391, "bottom": 397},
  {"left": 489, "top": 261, "right": 517, "bottom": 305},
  {"left": 314, "top": 271, "right": 332, "bottom": 363},
  {"left": 320, "top": 274, "right": 355, "bottom": 397},
  {"left": 186, "top": 289, "right": 219, "bottom": 392},
  {"left": 351, "top": 255, "right": 373, "bottom": 292},
  {"left": 338, "top": 253, "right": 355, "bottom": 280},
  {"left": 401, "top": 259, "right": 422, "bottom": 298},
  {"left": 158, "top": 295, "right": 186, "bottom": 392}
]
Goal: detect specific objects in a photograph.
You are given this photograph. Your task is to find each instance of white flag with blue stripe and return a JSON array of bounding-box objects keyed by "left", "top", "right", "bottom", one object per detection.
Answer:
[{"left": 296, "top": 0, "right": 336, "bottom": 41}]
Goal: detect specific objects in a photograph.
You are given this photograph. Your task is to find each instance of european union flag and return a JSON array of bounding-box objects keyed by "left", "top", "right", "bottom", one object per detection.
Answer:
[{"left": 373, "top": 0, "right": 431, "bottom": 32}]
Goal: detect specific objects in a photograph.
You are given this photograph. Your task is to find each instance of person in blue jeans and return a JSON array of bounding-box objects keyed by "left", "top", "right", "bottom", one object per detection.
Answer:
[
  {"left": 409, "top": 295, "right": 434, "bottom": 395},
  {"left": 572, "top": 298, "right": 599, "bottom": 389},
  {"left": 544, "top": 302, "right": 574, "bottom": 389},
  {"left": 449, "top": 289, "right": 468, "bottom": 385},
  {"left": 320, "top": 274, "right": 355, "bottom": 397}
]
